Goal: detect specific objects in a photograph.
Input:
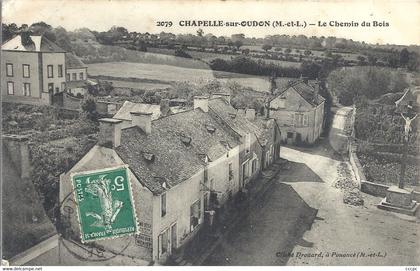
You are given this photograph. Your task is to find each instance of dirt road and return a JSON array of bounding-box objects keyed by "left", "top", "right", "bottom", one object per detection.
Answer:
[{"left": 281, "top": 108, "right": 420, "bottom": 266}]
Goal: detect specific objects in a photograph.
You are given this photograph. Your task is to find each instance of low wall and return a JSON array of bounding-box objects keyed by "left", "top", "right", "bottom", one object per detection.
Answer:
[{"left": 348, "top": 140, "right": 420, "bottom": 202}]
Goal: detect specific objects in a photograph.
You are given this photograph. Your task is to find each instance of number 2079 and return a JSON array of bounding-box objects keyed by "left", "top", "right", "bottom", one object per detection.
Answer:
[{"left": 156, "top": 21, "right": 173, "bottom": 27}]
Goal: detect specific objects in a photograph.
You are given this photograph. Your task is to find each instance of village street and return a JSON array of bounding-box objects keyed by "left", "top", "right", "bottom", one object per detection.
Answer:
[{"left": 204, "top": 107, "right": 420, "bottom": 266}]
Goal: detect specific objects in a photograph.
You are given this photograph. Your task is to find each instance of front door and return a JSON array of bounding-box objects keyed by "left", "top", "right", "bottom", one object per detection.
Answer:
[
  {"left": 48, "top": 83, "right": 54, "bottom": 93},
  {"left": 170, "top": 223, "right": 177, "bottom": 252}
]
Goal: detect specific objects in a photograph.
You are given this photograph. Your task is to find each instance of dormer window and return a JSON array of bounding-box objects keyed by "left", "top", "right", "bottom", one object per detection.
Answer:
[
  {"left": 180, "top": 135, "right": 192, "bottom": 146},
  {"left": 205, "top": 124, "right": 216, "bottom": 134},
  {"left": 143, "top": 151, "right": 155, "bottom": 162},
  {"left": 197, "top": 153, "right": 209, "bottom": 163}
]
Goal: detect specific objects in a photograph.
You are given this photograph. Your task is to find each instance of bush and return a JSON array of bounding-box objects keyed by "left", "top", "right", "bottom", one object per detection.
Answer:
[{"left": 174, "top": 48, "right": 192, "bottom": 58}]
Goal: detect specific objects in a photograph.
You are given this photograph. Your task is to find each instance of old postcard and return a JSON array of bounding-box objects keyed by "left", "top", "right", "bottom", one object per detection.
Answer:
[{"left": 1, "top": 0, "right": 419, "bottom": 269}]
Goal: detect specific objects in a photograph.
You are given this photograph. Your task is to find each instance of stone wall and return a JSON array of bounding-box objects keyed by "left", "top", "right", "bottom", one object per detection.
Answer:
[{"left": 348, "top": 139, "right": 420, "bottom": 202}]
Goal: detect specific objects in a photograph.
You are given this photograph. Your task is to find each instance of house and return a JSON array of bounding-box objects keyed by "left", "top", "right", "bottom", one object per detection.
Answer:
[
  {"left": 59, "top": 102, "right": 243, "bottom": 263},
  {"left": 64, "top": 53, "right": 97, "bottom": 97},
  {"left": 208, "top": 94, "right": 281, "bottom": 189},
  {"left": 268, "top": 79, "right": 325, "bottom": 145},
  {"left": 1, "top": 34, "right": 66, "bottom": 105}
]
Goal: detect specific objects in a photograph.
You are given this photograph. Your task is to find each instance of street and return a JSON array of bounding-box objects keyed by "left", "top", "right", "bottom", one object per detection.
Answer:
[{"left": 204, "top": 107, "right": 420, "bottom": 266}]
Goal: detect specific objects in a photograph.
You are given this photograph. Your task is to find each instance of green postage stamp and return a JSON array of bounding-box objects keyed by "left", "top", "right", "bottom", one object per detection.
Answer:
[{"left": 71, "top": 166, "right": 138, "bottom": 242}]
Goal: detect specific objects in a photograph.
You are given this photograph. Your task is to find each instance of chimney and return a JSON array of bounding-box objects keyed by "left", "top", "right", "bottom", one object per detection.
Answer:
[
  {"left": 98, "top": 118, "right": 123, "bottom": 148},
  {"left": 130, "top": 112, "right": 152, "bottom": 135},
  {"left": 245, "top": 108, "right": 256, "bottom": 121},
  {"left": 211, "top": 92, "right": 231, "bottom": 104},
  {"left": 3, "top": 134, "right": 31, "bottom": 179},
  {"left": 193, "top": 96, "right": 209, "bottom": 113}
]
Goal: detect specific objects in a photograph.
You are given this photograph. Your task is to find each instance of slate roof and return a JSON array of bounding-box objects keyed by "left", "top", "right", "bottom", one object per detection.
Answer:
[
  {"left": 113, "top": 101, "right": 162, "bottom": 121},
  {"left": 115, "top": 109, "right": 241, "bottom": 194},
  {"left": 250, "top": 118, "right": 277, "bottom": 146},
  {"left": 208, "top": 97, "right": 264, "bottom": 140},
  {"left": 65, "top": 53, "right": 86, "bottom": 69},
  {"left": 2, "top": 35, "right": 65, "bottom": 53},
  {"left": 272, "top": 80, "right": 325, "bottom": 107}
]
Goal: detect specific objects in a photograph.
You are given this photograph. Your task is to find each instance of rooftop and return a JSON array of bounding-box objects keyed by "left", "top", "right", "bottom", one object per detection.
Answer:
[
  {"left": 115, "top": 108, "right": 240, "bottom": 194},
  {"left": 65, "top": 53, "right": 86, "bottom": 69},
  {"left": 273, "top": 80, "right": 325, "bottom": 107},
  {"left": 208, "top": 97, "right": 264, "bottom": 139},
  {"left": 113, "top": 101, "right": 162, "bottom": 121},
  {"left": 2, "top": 35, "right": 65, "bottom": 53}
]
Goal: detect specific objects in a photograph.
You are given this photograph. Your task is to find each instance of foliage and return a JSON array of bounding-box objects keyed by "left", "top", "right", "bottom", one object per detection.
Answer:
[
  {"left": 81, "top": 98, "right": 99, "bottom": 121},
  {"left": 209, "top": 56, "right": 305, "bottom": 78},
  {"left": 174, "top": 48, "right": 192, "bottom": 58},
  {"left": 327, "top": 66, "right": 409, "bottom": 105},
  {"left": 262, "top": 44, "right": 272, "bottom": 52},
  {"left": 354, "top": 99, "right": 417, "bottom": 145}
]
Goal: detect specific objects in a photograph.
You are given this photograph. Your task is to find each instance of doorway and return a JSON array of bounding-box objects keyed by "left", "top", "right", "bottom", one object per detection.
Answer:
[{"left": 170, "top": 223, "right": 177, "bottom": 252}]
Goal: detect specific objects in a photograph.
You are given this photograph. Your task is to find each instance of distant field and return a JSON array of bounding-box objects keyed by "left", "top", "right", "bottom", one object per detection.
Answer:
[
  {"left": 87, "top": 62, "right": 274, "bottom": 92},
  {"left": 87, "top": 62, "right": 214, "bottom": 83},
  {"left": 109, "top": 80, "right": 171, "bottom": 90}
]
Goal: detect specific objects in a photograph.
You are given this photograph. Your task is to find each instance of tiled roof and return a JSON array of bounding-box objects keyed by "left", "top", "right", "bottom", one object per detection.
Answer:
[
  {"left": 208, "top": 97, "right": 264, "bottom": 140},
  {"left": 2, "top": 35, "right": 65, "bottom": 53},
  {"left": 115, "top": 109, "right": 240, "bottom": 194},
  {"left": 273, "top": 80, "right": 325, "bottom": 107},
  {"left": 113, "top": 101, "right": 161, "bottom": 121},
  {"left": 65, "top": 53, "right": 86, "bottom": 69}
]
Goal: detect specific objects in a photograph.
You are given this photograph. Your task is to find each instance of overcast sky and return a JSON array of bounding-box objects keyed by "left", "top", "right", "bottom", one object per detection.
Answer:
[{"left": 3, "top": 0, "right": 420, "bottom": 46}]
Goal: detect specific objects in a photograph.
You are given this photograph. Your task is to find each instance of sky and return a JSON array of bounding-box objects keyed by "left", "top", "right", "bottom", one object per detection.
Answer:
[{"left": 2, "top": 0, "right": 420, "bottom": 46}]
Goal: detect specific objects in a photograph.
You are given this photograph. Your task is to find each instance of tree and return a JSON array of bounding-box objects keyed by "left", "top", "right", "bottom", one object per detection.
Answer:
[
  {"left": 233, "top": 40, "right": 243, "bottom": 50},
  {"left": 399, "top": 48, "right": 410, "bottom": 67},
  {"left": 304, "top": 50, "right": 312, "bottom": 56},
  {"left": 407, "top": 52, "right": 419, "bottom": 71},
  {"left": 81, "top": 98, "right": 98, "bottom": 121},
  {"left": 284, "top": 48, "right": 292, "bottom": 54},
  {"left": 262, "top": 44, "right": 272, "bottom": 52},
  {"left": 357, "top": 56, "right": 366, "bottom": 65},
  {"left": 196, "top": 28, "right": 204, "bottom": 37},
  {"left": 30, "top": 22, "right": 56, "bottom": 41}
]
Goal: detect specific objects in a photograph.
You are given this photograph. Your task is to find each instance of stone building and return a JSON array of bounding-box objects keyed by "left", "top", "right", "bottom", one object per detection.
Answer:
[
  {"left": 59, "top": 95, "right": 281, "bottom": 264},
  {"left": 1, "top": 34, "right": 66, "bottom": 105},
  {"left": 268, "top": 80, "right": 325, "bottom": 145}
]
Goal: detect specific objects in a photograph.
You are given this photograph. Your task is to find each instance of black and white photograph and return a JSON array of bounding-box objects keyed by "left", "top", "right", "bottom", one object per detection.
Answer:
[{"left": 0, "top": 0, "right": 419, "bottom": 269}]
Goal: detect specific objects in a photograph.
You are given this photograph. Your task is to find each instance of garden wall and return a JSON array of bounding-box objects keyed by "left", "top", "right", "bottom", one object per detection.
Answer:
[{"left": 348, "top": 140, "right": 420, "bottom": 202}]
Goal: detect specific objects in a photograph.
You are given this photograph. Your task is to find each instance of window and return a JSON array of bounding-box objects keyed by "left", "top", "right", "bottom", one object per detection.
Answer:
[
  {"left": 190, "top": 199, "right": 201, "bottom": 232},
  {"left": 6, "top": 63, "right": 13, "bottom": 77},
  {"left": 7, "top": 81, "right": 14, "bottom": 95},
  {"left": 58, "top": 65, "right": 63, "bottom": 77},
  {"left": 303, "top": 115, "right": 308, "bottom": 126},
  {"left": 72, "top": 73, "right": 77, "bottom": 81},
  {"left": 47, "top": 65, "right": 53, "bottom": 78},
  {"left": 79, "top": 72, "right": 84, "bottom": 80},
  {"left": 23, "top": 64, "right": 30, "bottom": 78},
  {"left": 228, "top": 163, "right": 233, "bottom": 181},
  {"left": 161, "top": 193, "right": 166, "bottom": 217},
  {"left": 66, "top": 73, "right": 70, "bottom": 81},
  {"left": 294, "top": 113, "right": 308, "bottom": 127},
  {"left": 23, "top": 83, "right": 31, "bottom": 96}
]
